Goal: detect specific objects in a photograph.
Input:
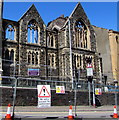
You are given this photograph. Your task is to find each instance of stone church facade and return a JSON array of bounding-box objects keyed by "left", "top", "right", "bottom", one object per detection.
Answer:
[{"left": 1, "top": 2, "right": 119, "bottom": 88}]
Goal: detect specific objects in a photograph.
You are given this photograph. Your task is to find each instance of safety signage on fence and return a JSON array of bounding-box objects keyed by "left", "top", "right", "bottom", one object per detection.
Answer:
[
  {"left": 87, "top": 64, "right": 93, "bottom": 76},
  {"left": 56, "top": 86, "right": 65, "bottom": 94},
  {"left": 95, "top": 88, "right": 102, "bottom": 95},
  {"left": 37, "top": 85, "right": 51, "bottom": 108}
]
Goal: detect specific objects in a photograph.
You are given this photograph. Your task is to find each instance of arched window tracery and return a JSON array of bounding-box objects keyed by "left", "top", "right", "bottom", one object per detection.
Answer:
[
  {"left": 75, "top": 21, "right": 88, "bottom": 49},
  {"left": 27, "top": 50, "right": 39, "bottom": 65},
  {"left": 47, "top": 33, "right": 55, "bottom": 48},
  {"left": 27, "top": 20, "right": 39, "bottom": 44},
  {"left": 5, "top": 24, "right": 15, "bottom": 40}
]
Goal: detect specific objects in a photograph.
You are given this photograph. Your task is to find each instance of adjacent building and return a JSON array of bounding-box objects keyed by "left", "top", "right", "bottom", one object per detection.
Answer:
[{"left": 93, "top": 26, "right": 119, "bottom": 84}]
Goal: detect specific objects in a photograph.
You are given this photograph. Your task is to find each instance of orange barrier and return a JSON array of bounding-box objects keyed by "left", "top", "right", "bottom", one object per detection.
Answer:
[
  {"left": 5, "top": 104, "right": 12, "bottom": 119},
  {"left": 68, "top": 105, "right": 74, "bottom": 119},
  {"left": 113, "top": 105, "right": 118, "bottom": 118}
]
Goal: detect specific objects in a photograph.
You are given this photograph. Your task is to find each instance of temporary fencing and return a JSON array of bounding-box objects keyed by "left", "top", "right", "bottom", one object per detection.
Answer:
[{"left": 0, "top": 75, "right": 119, "bottom": 118}]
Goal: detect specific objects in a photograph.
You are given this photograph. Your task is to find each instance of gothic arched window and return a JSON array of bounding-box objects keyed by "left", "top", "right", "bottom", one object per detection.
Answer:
[
  {"left": 47, "top": 33, "right": 55, "bottom": 48},
  {"left": 5, "top": 49, "right": 9, "bottom": 60},
  {"left": 32, "top": 52, "right": 35, "bottom": 65},
  {"left": 35, "top": 52, "right": 39, "bottom": 65},
  {"left": 27, "top": 51, "right": 39, "bottom": 65},
  {"left": 28, "top": 51, "right": 31, "bottom": 64},
  {"left": 73, "top": 53, "right": 83, "bottom": 69},
  {"left": 10, "top": 49, "right": 14, "bottom": 62},
  {"left": 75, "top": 21, "right": 88, "bottom": 49},
  {"left": 27, "top": 20, "right": 38, "bottom": 44},
  {"left": 5, "top": 25, "right": 15, "bottom": 40},
  {"left": 48, "top": 53, "right": 56, "bottom": 68}
]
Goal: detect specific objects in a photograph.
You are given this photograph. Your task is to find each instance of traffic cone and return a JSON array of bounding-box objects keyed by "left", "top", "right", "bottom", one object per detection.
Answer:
[
  {"left": 68, "top": 105, "right": 74, "bottom": 119},
  {"left": 5, "top": 104, "right": 12, "bottom": 119},
  {"left": 113, "top": 105, "right": 118, "bottom": 118}
]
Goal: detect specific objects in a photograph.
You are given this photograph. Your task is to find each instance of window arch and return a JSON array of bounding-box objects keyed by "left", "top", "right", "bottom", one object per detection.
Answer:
[
  {"left": 10, "top": 49, "right": 14, "bottom": 62},
  {"left": 75, "top": 20, "right": 88, "bottom": 49},
  {"left": 73, "top": 53, "right": 83, "bottom": 69},
  {"left": 28, "top": 51, "right": 31, "bottom": 64},
  {"left": 5, "top": 24, "right": 15, "bottom": 40},
  {"left": 5, "top": 49, "right": 9, "bottom": 60},
  {"left": 48, "top": 54, "right": 51, "bottom": 66},
  {"left": 27, "top": 50, "right": 39, "bottom": 65},
  {"left": 32, "top": 52, "right": 35, "bottom": 65},
  {"left": 48, "top": 53, "right": 56, "bottom": 68},
  {"left": 47, "top": 33, "right": 55, "bottom": 48},
  {"left": 35, "top": 52, "right": 39, "bottom": 65},
  {"left": 27, "top": 20, "right": 39, "bottom": 44}
]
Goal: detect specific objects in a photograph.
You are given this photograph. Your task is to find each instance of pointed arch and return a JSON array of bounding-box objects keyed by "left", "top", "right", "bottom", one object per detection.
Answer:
[
  {"left": 47, "top": 32, "right": 56, "bottom": 48},
  {"left": 28, "top": 51, "right": 31, "bottom": 64},
  {"left": 74, "top": 20, "right": 90, "bottom": 49},
  {"left": 5, "top": 24, "right": 15, "bottom": 40},
  {"left": 10, "top": 49, "right": 14, "bottom": 62},
  {"left": 5, "top": 49, "right": 9, "bottom": 60},
  {"left": 32, "top": 52, "right": 35, "bottom": 64},
  {"left": 35, "top": 52, "right": 39, "bottom": 65},
  {"left": 27, "top": 19, "right": 39, "bottom": 44}
]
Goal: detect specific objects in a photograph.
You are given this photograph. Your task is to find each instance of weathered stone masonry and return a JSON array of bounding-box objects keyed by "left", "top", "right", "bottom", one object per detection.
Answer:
[{"left": 2, "top": 2, "right": 119, "bottom": 87}]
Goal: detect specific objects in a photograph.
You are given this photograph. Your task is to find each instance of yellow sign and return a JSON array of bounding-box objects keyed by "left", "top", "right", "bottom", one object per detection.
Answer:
[
  {"left": 95, "top": 88, "right": 102, "bottom": 95},
  {"left": 56, "top": 86, "right": 65, "bottom": 94}
]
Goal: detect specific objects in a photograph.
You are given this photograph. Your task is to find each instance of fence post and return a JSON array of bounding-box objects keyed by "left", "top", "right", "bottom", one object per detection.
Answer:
[{"left": 12, "top": 77, "right": 18, "bottom": 118}]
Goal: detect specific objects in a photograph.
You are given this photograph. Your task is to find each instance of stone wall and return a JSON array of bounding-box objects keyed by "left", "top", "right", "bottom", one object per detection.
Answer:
[
  {"left": 1, "top": 87, "right": 119, "bottom": 106},
  {"left": 93, "top": 26, "right": 113, "bottom": 83}
]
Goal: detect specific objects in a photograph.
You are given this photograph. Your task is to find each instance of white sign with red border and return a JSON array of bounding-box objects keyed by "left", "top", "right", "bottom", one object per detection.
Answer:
[
  {"left": 37, "top": 85, "right": 51, "bottom": 108},
  {"left": 87, "top": 64, "right": 93, "bottom": 76}
]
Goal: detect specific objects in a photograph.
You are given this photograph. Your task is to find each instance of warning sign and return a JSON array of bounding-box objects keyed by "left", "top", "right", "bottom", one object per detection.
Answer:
[
  {"left": 37, "top": 85, "right": 51, "bottom": 108},
  {"left": 56, "top": 86, "right": 65, "bottom": 94},
  {"left": 95, "top": 88, "right": 102, "bottom": 95},
  {"left": 38, "top": 85, "right": 51, "bottom": 97},
  {"left": 87, "top": 64, "right": 93, "bottom": 76}
]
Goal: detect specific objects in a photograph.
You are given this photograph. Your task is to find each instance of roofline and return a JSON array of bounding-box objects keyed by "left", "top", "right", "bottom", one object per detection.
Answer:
[
  {"left": 18, "top": 4, "right": 46, "bottom": 27},
  {"left": 62, "top": 2, "right": 79, "bottom": 29},
  {"left": 93, "top": 25, "right": 119, "bottom": 34},
  {"left": 109, "top": 29, "right": 119, "bottom": 34},
  {"left": 18, "top": 4, "right": 35, "bottom": 22},
  {"left": 3, "top": 18, "right": 18, "bottom": 23}
]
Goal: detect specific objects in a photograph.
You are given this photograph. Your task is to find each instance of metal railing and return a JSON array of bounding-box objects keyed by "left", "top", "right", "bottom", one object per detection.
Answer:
[{"left": 0, "top": 76, "right": 119, "bottom": 93}]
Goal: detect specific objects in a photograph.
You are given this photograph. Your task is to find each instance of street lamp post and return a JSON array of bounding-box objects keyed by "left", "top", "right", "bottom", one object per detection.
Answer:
[
  {"left": 74, "top": 82, "right": 77, "bottom": 116},
  {"left": 12, "top": 77, "right": 18, "bottom": 118},
  {"left": 74, "top": 69, "right": 80, "bottom": 116},
  {"left": 68, "top": 19, "right": 73, "bottom": 89},
  {"left": 92, "top": 80, "right": 96, "bottom": 107},
  {"left": 88, "top": 80, "right": 91, "bottom": 106},
  {"left": 87, "top": 63, "right": 95, "bottom": 107},
  {"left": 12, "top": 62, "right": 19, "bottom": 118}
]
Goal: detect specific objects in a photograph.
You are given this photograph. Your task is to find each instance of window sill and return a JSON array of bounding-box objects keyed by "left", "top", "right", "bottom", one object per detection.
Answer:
[
  {"left": 5, "top": 39, "right": 17, "bottom": 42},
  {"left": 27, "top": 64, "right": 40, "bottom": 67},
  {"left": 26, "top": 42, "right": 41, "bottom": 46}
]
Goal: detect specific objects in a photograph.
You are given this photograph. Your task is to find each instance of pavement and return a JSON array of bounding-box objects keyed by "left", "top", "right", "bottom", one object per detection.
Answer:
[
  {"left": 1, "top": 105, "right": 119, "bottom": 120},
  {"left": 1, "top": 105, "right": 119, "bottom": 112}
]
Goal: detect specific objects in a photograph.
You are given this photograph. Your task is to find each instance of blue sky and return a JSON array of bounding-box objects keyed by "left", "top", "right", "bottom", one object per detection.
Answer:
[{"left": 3, "top": 2, "right": 117, "bottom": 31}]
